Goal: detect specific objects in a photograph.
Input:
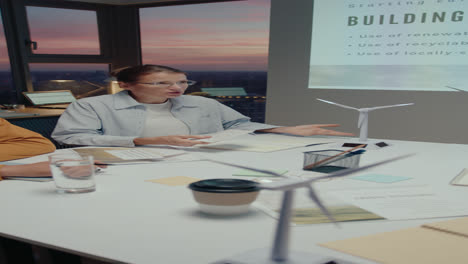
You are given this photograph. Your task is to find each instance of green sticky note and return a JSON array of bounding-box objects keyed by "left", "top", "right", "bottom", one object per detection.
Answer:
[
  {"left": 232, "top": 169, "right": 288, "bottom": 177},
  {"left": 351, "top": 174, "right": 411, "bottom": 183}
]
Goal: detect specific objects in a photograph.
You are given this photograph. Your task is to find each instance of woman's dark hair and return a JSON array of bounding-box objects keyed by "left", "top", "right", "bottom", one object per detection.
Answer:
[{"left": 111, "top": 65, "right": 185, "bottom": 83}]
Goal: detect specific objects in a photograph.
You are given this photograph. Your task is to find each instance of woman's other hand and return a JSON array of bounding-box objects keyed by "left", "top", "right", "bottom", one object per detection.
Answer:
[{"left": 258, "top": 124, "right": 354, "bottom": 137}]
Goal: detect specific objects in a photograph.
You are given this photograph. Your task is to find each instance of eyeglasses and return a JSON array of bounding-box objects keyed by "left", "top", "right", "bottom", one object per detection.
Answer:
[{"left": 136, "top": 80, "right": 197, "bottom": 88}]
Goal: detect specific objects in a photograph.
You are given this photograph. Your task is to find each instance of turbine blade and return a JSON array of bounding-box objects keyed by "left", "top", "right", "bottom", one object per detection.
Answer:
[
  {"left": 206, "top": 159, "right": 285, "bottom": 177},
  {"left": 316, "top": 98, "right": 358, "bottom": 110},
  {"left": 261, "top": 153, "right": 414, "bottom": 190},
  {"left": 307, "top": 185, "right": 339, "bottom": 226},
  {"left": 206, "top": 154, "right": 414, "bottom": 191},
  {"left": 367, "top": 103, "right": 414, "bottom": 111}
]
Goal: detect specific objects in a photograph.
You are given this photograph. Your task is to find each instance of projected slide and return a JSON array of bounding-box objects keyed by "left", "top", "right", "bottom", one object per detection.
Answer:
[{"left": 309, "top": 0, "right": 468, "bottom": 91}]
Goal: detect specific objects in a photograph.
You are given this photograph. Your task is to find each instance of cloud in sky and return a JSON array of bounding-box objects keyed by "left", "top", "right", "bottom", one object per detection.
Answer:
[
  {"left": 26, "top": 6, "right": 100, "bottom": 55},
  {"left": 140, "top": 0, "right": 270, "bottom": 71},
  {"left": 0, "top": 0, "right": 270, "bottom": 71}
]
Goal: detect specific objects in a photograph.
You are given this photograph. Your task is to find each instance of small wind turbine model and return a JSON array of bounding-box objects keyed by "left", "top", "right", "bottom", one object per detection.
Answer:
[
  {"left": 317, "top": 98, "right": 414, "bottom": 142},
  {"left": 209, "top": 153, "right": 412, "bottom": 264}
]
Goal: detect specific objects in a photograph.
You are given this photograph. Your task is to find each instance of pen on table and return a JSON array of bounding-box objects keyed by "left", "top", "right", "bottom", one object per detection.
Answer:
[
  {"left": 305, "top": 143, "right": 329, "bottom": 147},
  {"left": 303, "top": 144, "right": 366, "bottom": 170}
]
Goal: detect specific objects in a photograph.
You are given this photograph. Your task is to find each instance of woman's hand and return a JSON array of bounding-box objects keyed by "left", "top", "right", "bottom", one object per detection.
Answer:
[
  {"left": 258, "top": 124, "right": 354, "bottom": 137},
  {"left": 0, "top": 161, "right": 52, "bottom": 177},
  {"left": 134, "top": 135, "right": 211, "bottom": 147},
  {"left": 0, "top": 161, "right": 106, "bottom": 178}
]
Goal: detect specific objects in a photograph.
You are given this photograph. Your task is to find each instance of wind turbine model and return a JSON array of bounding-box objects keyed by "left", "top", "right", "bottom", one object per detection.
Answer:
[
  {"left": 317, "top": 98, "right": 414, "bottom": 142},
  {"left": 209, "top": 153, "right": 412, "bottom": 264}
]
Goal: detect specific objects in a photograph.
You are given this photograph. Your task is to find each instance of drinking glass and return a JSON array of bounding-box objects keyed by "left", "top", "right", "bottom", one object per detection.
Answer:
[{"left": 49, "top": 153, "right": 96, "bottom": 193}]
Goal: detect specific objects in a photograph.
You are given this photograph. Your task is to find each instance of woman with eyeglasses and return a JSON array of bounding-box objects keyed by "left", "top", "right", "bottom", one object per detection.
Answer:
[{"left": 52, "top": 64, "right": 352, "bottom": 147}]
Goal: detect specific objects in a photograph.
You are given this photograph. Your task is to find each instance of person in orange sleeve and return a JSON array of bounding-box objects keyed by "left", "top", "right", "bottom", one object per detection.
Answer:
[{"left": 0, "top": 117, "right": 56, "bottom": 180}]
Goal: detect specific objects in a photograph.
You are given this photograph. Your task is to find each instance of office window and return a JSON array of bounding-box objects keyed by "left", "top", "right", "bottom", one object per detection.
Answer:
[
  {"left": 0, "top": 9, "right": 15, "bottom": 105},
  {"left": 25, "top": 6, "right": 100, "bottom": 55},
  {"left": 29, "top": 63, "right": 110, "bottom": 99},
  {"left": 140, "top": 0, "right": 270, "bottom": 122}
]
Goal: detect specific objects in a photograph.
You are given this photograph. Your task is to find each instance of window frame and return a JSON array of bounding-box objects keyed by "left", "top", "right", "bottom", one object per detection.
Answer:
[
  {"left": 0, "top": 0, "right": 241, "bottom": 102},
  {"left": 2, "top": 0, "right": 126, "bottom": 96},
  {"left": 21, "top": 0, "right": 113, "bottom": 63}
]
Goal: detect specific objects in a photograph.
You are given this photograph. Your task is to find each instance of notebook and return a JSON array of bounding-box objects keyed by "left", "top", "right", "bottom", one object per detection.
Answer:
[{"left": 23, "top": 90, "right": 76, "bottom": 109}]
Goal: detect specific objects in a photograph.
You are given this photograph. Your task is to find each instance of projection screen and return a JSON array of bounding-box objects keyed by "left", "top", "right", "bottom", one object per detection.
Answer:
[{"left": 309, "top": 0, "right": 468, "bottom": 91}]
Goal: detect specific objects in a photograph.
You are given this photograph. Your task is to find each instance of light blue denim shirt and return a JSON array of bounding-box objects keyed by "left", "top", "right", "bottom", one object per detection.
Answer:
[{"left": 52, "top": 91, "right": 275, "bottom": 147}]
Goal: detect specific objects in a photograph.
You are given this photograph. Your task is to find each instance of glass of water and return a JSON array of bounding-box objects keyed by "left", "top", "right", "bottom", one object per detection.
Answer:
[{"left": 49, "top": 153, "right": 96, "bottom": 193}]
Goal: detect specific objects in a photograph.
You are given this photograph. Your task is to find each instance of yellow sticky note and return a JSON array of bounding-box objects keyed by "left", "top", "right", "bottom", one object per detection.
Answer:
[{"left": 146, "top": 176, "right": 200, "bottom": 186}]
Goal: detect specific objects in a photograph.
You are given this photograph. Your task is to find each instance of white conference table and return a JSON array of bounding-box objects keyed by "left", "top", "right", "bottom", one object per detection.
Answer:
[{"left": 1, "top": 137, "right": 468, "bottom": 264}]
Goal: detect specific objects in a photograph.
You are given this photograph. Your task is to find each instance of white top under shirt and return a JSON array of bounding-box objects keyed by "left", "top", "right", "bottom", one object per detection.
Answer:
[{"left": 140, "top": 100, "right": 190, "bottom": 137}]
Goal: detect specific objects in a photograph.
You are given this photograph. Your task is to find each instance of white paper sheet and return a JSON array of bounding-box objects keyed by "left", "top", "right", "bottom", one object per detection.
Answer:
[
  {"left": 104, "top": 149, "right": 165, "bottom": 160},
  {"left": 199, "top": 129, "right": 253, "bottom": 143},
  {"left": 200, "top": 133, "right": 333, "bottom": 152},
  {"left": 329, "top": 185, "right": 468, "bottom": 220}
]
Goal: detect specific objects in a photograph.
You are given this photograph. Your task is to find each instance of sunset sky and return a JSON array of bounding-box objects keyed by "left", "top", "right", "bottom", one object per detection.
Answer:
[{"left": 0, "top": 0, "right": 270, "bottom": 71}]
